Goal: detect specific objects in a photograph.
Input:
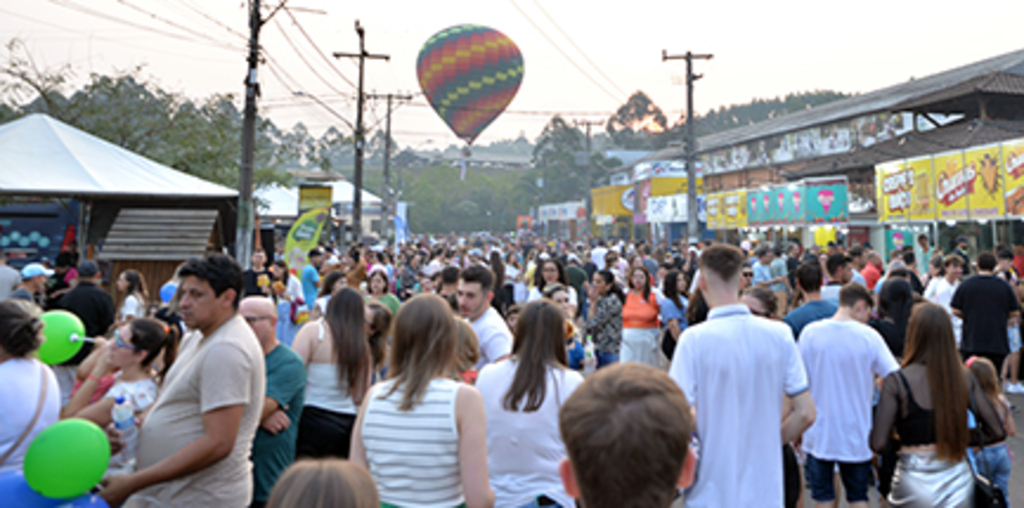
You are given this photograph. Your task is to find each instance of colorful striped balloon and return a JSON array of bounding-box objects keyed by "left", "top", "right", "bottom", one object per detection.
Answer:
[{"left": 417, "top": 25, "right": 524, "bottom": 145}]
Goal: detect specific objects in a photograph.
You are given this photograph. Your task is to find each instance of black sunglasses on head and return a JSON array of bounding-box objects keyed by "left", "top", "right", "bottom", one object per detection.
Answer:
[{"left": 742, "top": 271, "right": 754, "bottom": 277}]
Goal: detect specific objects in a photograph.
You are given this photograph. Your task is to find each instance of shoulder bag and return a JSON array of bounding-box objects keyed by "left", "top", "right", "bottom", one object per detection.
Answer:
[{"left": 967, "top": 374, "right": 1008, "bottom": 508}]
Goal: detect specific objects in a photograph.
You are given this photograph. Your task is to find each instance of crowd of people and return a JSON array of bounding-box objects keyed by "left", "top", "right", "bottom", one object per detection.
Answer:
[{"left": 0, "top": 230, "right": 1020, "bottom": 507}]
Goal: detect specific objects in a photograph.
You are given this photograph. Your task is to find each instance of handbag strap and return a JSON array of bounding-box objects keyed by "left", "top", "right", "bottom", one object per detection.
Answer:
[{"left": 0, "top": 363, "right": 49, "bottom": 467}]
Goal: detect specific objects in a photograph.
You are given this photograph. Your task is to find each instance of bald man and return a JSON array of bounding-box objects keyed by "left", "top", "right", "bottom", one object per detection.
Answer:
[{"left": 240, "top": 297, "right": 307, "bottom": 508}]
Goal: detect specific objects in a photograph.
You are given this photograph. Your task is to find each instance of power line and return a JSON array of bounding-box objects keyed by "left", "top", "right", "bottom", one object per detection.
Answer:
[
  {"left": 261, "top": 49, "right": 305, "bottom": 92},
  {"left": 282, "top": 7, "right": 357, "bottom": 89},
  {"left": 528, "top": 0, "right": 628, "bottom": 98},
  {"left": 45, "top": 0, "right": 239, "bottom": 50},
  {"left": 272, "top": 17, "right": 349, "bottom": 98},
  {"left": 114, "top": 0, "right": 241, "bottom": 50},
  {"left": 508, "top": 0, "right": 623, "bottom": 104},
  {"left": 404, "top": 101, "right": 613, "bottom": 117},
  {"left": 171, "top": 0, "right": 249, "bottom": 41}
]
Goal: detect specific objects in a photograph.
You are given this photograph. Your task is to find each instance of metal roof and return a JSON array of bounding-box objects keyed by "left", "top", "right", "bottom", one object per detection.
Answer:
[
  {"left": 639, "top": 47, "right": 1024, "bottom": 163},
  {"left": 97, "top": 208, "right": 218, "bottom": 261}
]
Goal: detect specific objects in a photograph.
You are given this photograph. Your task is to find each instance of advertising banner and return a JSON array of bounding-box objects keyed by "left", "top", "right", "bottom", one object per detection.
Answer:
[
  {"left": 963, "top": 144, "right": 1004, "bottom": 220},
  {"left": 885, "top": 228, "right": 914, "bottom": 260},
  {"left": 933, "top": 150, "right": 968, "bottom": 221},
  {"left": 876, "top": 161, "right": 910, "bottom": 223},
  {"left": 804, "top": 177, "right": 849, "bottom": 224},
  {"left": 298, "top": 186, "right": 333, "bottom": 213},
  {"left": 590, "top": 185, "right": 632, "bottom": 216},
  {"left": 908, "top": 156, "right": 937, "bottom": 221},
  {"left": 284, "top": 207, "right": 330, "bottom": 277},
  {"left": 1003, "top": 139, "right": 1024, "bottom": 217},
  {"left": 770, "top": 183, "right": 805, "bottom": 225},
  {"left": 747, "top": 190, "right": 762, "bottom": 226},
  {"left": 705, "top": 193, "right": 722, "bottom": 230},
  {"left": 633, "top": 179, "right": 653, "bottom": 225},
  {"left": 723, "top": 189, "right": 748, "bottom": 228}
]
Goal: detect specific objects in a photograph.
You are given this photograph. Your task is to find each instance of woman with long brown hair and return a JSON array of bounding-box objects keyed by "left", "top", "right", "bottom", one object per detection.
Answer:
[
  {"left": 292, "top": 288, "right": 370, "bottom": 459},
  {"left": 621, "top": 265, "right": 660, "bottom": 367},
  {"left": 871, "top": 302, "right": 1006, "bottom": 507},
  {"left": 351, "top": 294, "right": 494, "bottom": 508},
  {"left": 475, "top": 299, "right": 584, "bottom": 507}
]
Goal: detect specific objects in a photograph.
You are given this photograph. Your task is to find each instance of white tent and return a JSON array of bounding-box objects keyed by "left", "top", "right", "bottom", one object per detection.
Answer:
[
  {"left": 0, "top": 113, "right": 237, "bottom": 198},
  {"left": 256, "top": 182, "right": 383, "bottom": 219}
]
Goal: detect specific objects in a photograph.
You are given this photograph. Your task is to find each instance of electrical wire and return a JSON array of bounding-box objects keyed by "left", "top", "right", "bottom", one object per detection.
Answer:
[
  {"left": 404, "top": 101, "right": 612, "bottom": 117},
  {"left": 171, "top": 0, "right": 249, "bottom": 41},
  {"left": 271, "top": 17, "right": 349, "bottom": 98},
  {"left": 45, "top": 0, "right": 239, "bottom": 50},
  {"left": 114, "top": 0, "right": 241, "bottom": 50},
  {"left": 528, "top": 0, "right": 628, "bottom": 98},
  {"left": 508, "top": 0, "right": 623, "bottom": 104},
  {"left": 281, "top": 7, "right": 356, "bottom": 89}
]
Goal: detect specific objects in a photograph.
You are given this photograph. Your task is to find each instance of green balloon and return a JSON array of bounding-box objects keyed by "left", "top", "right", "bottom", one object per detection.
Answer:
[
  {"left": 37, "top": 310, "right": 86, "bottom": 365},
  {"left": 24, "top": 418, "right": 111, "bottom": 499}
]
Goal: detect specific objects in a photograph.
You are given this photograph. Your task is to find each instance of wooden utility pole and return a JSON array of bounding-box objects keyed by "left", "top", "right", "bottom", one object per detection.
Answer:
[
  {"left": 333, "top": 21, "right": 388, "bottom": 247},
  {"left": 574, "top": 119, "right": 604, "bottom": 236},
  {"left": 662, "top": 50, "right": 712, "bottom": 245},
  {"left": 366, "top": 92, "right": 412, "bottom": 240}
]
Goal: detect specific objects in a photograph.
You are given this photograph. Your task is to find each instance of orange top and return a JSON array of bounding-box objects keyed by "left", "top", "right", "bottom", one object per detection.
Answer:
[{"left": 622, "top": 291, "right": 660, "bottom": 329}]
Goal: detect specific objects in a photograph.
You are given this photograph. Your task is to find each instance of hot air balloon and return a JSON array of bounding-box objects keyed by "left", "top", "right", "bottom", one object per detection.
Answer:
[{"left": 417, "top": 25, "right": 524, "bottom": 147}]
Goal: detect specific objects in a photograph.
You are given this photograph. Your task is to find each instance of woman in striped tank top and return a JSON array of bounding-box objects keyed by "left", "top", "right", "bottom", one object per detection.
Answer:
[{"left": 351, "top": 294, "right": 495, "bottom": 508}]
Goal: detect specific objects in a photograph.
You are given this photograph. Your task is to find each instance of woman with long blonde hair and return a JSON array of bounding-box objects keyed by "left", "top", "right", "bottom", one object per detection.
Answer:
[{"left": 871, "top": 303, "right": 1006, "bottom": 507}]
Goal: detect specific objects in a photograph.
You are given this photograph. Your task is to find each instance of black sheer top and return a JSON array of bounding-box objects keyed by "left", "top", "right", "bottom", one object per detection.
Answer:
[{"left": 871, "top": 364, "right": 1006, "bottom": 453}]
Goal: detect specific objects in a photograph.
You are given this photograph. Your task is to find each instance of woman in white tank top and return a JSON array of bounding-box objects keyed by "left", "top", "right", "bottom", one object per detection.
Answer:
[
  {"left": 351, "top": 294, "right": 494, "bottom": 508},
  {"left": 292, "top": 288, "right": 371, "bottom": 459}
]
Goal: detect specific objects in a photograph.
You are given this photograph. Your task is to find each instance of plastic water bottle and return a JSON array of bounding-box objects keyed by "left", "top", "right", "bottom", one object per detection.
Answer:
[
  {"left": 111, "top": 396, "right": 138, "bottom": 469},
  {"left": 582, "top": 337, "right": 596, "bottom": 374}
]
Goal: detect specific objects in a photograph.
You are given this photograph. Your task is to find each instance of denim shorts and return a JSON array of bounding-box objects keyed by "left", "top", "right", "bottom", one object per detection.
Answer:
[
  {"left": 804, "top": 454, "right": 872, "bottom": 503},
  {"left": 1009, "top": 325, "right": 1021, "bottom": 353}
]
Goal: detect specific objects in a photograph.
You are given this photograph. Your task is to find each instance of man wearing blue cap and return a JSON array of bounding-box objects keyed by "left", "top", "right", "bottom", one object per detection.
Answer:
[{"left": 10, "top": 262, "right": 53, "bottom": 303}]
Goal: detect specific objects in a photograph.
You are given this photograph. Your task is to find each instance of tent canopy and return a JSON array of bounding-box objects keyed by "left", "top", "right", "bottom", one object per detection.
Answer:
[
  {"left": 0, "top": 114, "right": 237, "bottom": 198},
  {"left": 256, "top": 182, "right": 382, "bottom": 218}
]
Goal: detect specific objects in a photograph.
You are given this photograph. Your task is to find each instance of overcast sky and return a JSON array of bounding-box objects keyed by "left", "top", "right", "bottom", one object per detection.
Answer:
[{"left": 3, "top": 1, "right": 1023, "bottom": 150}]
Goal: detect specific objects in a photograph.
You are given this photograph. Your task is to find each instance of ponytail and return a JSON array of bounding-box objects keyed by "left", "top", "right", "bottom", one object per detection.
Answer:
[{"left": 128, "top": 318, "right": 178, "bottom": 384}]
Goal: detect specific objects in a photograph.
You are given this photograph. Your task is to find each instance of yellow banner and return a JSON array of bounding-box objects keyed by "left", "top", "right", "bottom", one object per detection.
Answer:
[
  {"left": 934, "top": 151, "right": 968, "bottom": 221},
  {"left": 299, "top": 186, "right": 333, "bottom": 212},
  {"left": 705, "top": 192, "right": 722, "bottom": 230},
  {"left": 964, "top": 144, "right": 1004, "bottom": 219},
  {"left": 591, "top": 185, "right": 632, "bottom": 217},
  {"left": 876, "top": 161, "right": 910, "bottom": 223},
  {"left": 907, "top": 156, "right": 936, "bottom": 221},
  {"left": 649, "top": 176, "right": 704, "bottom": 197},
  {"left": 1003, "top": 139, "right": 1024, "bottom": 217},
  {"left": 723, "top": 189, "right": 748, "bottom": 228}
]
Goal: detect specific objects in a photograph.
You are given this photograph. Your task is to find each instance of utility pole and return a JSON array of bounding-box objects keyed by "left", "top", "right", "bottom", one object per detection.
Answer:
[
  {"left": 334, "top": 21, "right": 388, "bottom": 247},
  {"left": 662, "top": 50, "right": 712, "bottom": 245},
  {"left": 366, "top": 92, "right": 412, "bottom": 241},
  {"left": 574, "top": 119, "right": 603, "bottom": 239},
  {"left": 237, "top": 0, "right": 285, "bottom": 267}
]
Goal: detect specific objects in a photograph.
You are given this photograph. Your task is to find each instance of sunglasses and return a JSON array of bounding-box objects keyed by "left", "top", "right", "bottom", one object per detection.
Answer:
[
  {"left": 742, "top": 272, "right": 754, "bottom": 277},
  {"left": 113, "top": 330, "right": 143, "bottom": 352}
]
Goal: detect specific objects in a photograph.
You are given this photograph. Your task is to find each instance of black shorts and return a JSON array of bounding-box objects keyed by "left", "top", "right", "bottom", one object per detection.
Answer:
[{"left": 295, "top": 405, "right": 357, "bottom": 460}]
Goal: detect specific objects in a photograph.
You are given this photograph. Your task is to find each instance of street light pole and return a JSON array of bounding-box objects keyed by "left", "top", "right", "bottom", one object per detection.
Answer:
[{"left": 662, "top": 50, "right": 712, "bottom": 245}]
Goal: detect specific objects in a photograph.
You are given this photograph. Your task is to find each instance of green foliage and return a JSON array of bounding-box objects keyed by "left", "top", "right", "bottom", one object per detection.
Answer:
[{"left": 606, "top": 91, "right": 669, "bottom": 150}]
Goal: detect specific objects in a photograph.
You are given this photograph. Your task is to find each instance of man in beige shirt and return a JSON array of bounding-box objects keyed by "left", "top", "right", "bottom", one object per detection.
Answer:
[{"left": 101, "top": 254, "right": 266, "bottom": 507}]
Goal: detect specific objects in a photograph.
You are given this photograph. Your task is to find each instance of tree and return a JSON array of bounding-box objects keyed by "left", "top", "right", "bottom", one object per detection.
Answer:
[{"left": 606, "top": 91, "right": 669, "bottom": 150}]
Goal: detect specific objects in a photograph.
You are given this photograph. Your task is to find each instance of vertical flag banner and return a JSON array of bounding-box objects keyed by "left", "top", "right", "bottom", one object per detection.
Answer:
[
  {"left": 876, "top": 161, "right": 910, "bottom": 223},
  {"left": 804, "top": 177, "right": 849, "bottom": 224},
  {"left": 284, "top": 207, "right": 330, "bottom": 277},
  {"left": 1003, "top": 139, "right": 1024, "bottom": 217}
]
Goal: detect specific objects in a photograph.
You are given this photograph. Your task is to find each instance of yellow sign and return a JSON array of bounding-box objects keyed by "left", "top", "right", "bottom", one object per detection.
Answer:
[
  {"left": 907, "top": 156, "right": 936, "bottom": 221},
  {"left": 299, "top": 186, "right": 333, "bottom": 213},
  {"left": 876, "top": 161, "right": 910, "bottom": 223},
  {"left": 705, "top": 193, "right": 722, "bottom": 229},
  {"left": 723, "top": 189, "right": 748, "bottom": 228},
  {"left": 963, "top": 144, "right": 1004, "bottom": 220},
  {"left": 1003, "top": 139, "right": 1024, "bottom": 216},
  {"left": 934, "top": 151, "right": 968, "bottom": 221},
  {"left": 648, "top": 177, "right": 704, "bottom": 197},
  {"left": 591, "top": 185, "right": 631, "bottom": 217},
  {"left": 284, "top": 207, "right": 330, "bottom": 279}
]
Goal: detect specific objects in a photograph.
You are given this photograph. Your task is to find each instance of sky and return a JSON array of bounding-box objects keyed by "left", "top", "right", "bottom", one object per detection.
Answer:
[{"left": 3, "top": 0, "right": 1024, "bottom": 152}]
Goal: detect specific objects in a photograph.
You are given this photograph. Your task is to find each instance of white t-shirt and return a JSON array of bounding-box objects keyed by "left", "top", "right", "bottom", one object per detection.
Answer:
[
  {"left": 470, "top": 307, "right": 513, "bottom": 370},
  {"left": 821, "top": 284, "right": 842, "bottom": 303},
  {"left": 669, "top": 304, "right": 808, "bottom": 508},
  {"left": 0, "top": 359, "right": 61, "bottom": 473},
  {"left": 285, "top": 276, "right": 303, "bottom": 303},
  {"left": 590, "top": 247, "right": 608, "bottom": 270},
  {"left": 925, "top": 277, "right": 963, "bottom": 346},
  {"left": 120, "top": 294, "right": 144, "bottom": 320},
  {"left": 476, "top": 360, "right": 583, "bottom": 508},
  {"left": 798, "top": 319, "right": 899, "bottom": 462}
]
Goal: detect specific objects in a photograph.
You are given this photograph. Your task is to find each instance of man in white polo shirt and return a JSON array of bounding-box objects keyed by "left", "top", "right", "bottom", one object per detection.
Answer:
[
  {"left": 457, "top": 265, "right": 512, "bottom": 369},
  {"left": 669, "top": 244, "right": 815, "bottom": 508},
  {"left": 798, "top": 283, "right": 899, "bottom": 508}
]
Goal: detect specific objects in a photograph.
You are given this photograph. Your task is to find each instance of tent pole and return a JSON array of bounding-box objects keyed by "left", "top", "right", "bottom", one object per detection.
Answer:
[{"left": 77, "top": 199, "right": 91, "bottom": 261}]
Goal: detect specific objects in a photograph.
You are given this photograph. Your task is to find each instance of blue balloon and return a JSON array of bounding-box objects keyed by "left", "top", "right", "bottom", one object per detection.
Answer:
[
  {"left": 159, "top": 282, "right": 178, "bottom": 304},
  {"left": 0, "top": 470, "right": 57, "bottom": 507}
]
